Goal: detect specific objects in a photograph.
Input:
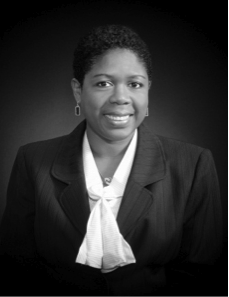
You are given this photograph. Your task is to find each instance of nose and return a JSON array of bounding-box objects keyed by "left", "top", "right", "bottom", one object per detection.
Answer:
[{"left": 109, "top": 84, "right": 131, "bottom": 105}]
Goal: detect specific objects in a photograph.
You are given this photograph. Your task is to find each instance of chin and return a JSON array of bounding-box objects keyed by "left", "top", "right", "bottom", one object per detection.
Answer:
[{"left": 103, "top": 128, "right": 136, "bottom": 142}]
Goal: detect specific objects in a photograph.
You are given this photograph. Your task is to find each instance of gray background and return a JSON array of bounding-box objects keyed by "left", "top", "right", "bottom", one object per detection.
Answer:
[{"left": 0, "top": 1, "right": 227, "bottom": 254}]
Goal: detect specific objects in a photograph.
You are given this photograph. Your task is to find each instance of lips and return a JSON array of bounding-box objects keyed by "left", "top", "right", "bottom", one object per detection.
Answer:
[
  {"left": 105, "top": 114, "right": 130, "bottom": 121},
  {"left": 104, "top": 111, "right": 133, "bottom": 117},
  {"left": 103, "top": 112, "right": 133, "bottom": 126}
]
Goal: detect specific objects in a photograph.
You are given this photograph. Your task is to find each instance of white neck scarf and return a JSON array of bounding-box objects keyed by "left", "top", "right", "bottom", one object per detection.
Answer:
[{"left": 76, "top": 130, "right": 137, "bottom": 273}]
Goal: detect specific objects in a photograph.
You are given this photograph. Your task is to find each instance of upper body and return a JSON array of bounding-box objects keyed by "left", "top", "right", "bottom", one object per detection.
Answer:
[
  {"left": 0, "top": 120, "right": 223, "bottom": 295},
  {"left": 0, "top": 25, "right": 223, "bottom": 295}
]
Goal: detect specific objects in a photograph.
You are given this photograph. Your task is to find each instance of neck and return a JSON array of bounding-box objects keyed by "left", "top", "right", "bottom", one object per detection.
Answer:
[{"left": 86, "top": 127, "right": 135, "bottom": 159}]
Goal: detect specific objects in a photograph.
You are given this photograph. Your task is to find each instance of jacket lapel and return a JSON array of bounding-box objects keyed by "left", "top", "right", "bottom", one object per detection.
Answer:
[
  {"left": 51, "top": 120, "right": 90, "bottom": 236},
  {"left": 117, "top": 122, "right": 166, "bottom": 237},
  {"left": 51, "top": 120, "right": 166, "bottom": 239}
]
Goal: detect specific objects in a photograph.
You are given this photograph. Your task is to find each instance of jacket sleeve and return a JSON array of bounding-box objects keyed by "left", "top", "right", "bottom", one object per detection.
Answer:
[
  {"left": 0, "top": 146, "right": 36, "bottom": 260},
  {"left": 0, "top": 146, "right": 60, "bottom": 295},
  {"left": 166, "top": 149, "right": 224, "bottom": 295}
]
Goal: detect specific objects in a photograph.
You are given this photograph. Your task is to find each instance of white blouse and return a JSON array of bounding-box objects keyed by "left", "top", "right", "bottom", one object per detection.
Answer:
[{"left": 75, "top": 129, "right": 138, "bottom": 272}]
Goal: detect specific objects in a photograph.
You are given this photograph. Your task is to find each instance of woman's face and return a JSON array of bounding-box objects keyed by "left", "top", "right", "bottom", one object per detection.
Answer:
[{"left": 73, "top": 48, "right": 150, "bottom": 143}]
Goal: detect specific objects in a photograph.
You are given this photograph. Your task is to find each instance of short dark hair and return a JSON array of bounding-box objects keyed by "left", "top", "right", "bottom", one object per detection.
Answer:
[{"left": 73, "top": 24, "right": 152, "bottom": 85}]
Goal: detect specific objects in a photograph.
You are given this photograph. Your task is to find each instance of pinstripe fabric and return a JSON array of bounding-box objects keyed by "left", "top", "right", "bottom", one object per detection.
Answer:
[{"left": 0, "top": 120, "right": 223, "bottom": 295}]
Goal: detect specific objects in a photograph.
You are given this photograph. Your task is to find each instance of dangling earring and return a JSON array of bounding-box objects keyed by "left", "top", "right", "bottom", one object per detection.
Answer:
[
  {"left": 145, "top": 107, "right": 149, "bottom": 117},
  {"left": 75, "top": 102, "right": 81, "bottom": 116}
]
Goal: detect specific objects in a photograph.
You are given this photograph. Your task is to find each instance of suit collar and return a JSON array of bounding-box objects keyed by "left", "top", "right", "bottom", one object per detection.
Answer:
[
  {"left": 51, "top": 119, "right": 166, "bottom": 237},
  {"left": 51, "top": 120, "right": 86, "bottom": 183},
  {"left": 116, "top": 121, "right": 167, "bottom": 236},
  {"left": 52, "top": 119, "right": 166, "bottom": 185},
  {"left": 51, "top": 120, "right": 89, "bottom": 236},
  {"left": 129, "top": 121, "right": 166, "bottom": 186}
]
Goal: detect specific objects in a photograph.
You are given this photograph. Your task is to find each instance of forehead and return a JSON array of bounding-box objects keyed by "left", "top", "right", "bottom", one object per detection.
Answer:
[{"left": 87, "top": 48, "right": 147, "bottom": 78}]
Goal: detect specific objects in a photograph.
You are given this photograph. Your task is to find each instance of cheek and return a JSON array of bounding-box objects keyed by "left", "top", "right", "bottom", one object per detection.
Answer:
[
  {"left": 134, "top": 95, "right": 148, "bottom": 112},
  {"left": 81, "top": 93, "right": 102, "bottom": 114}
]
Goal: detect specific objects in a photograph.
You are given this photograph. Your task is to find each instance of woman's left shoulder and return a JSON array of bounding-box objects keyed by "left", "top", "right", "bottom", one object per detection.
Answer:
[
  {"left": 156, "top": 134, "right": 205, "bottom": 154},
  {"left": 155, "top": 133, "right": 215, "bottom": 168},
  {"left": 141, "top": 122, "right": 207, "bottom": 157}
]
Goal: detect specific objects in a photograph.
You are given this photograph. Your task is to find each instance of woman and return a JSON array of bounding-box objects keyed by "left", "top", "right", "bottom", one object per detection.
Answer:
[{"left": 0, "top": 25, "right": 223, "bottom": 296}]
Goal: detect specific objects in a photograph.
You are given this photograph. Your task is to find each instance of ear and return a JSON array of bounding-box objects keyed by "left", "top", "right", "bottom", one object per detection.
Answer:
[
  {"left": 71, "top": 78, "right": 82, "bottom": 103},
  {"left": 148, "top": 80, "right": 152, "bottom": 90}
]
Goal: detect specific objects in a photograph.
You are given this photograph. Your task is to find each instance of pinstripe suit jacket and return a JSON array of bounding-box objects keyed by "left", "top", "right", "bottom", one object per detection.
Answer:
[{"left": 0, "top": 120, "right": 223, "bottom": 295}]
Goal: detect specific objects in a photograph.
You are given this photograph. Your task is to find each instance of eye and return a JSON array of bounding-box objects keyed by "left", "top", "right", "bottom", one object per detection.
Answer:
[
  {"left": 129, "top": 82, "right": 143, "bottom": 88},
  {"left": 96, "top": 81, "right": 113, "bottom": 87}
]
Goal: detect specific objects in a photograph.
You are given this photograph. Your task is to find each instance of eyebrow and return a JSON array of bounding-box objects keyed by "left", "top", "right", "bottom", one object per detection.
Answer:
[{"left": 92, "top": 74, "right": 147, "bottom": 79}]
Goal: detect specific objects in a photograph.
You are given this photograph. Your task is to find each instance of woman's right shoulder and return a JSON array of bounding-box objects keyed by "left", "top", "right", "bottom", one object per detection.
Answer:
[
  {"left": 17, "top": 120, "right": 86, "bottom": 160},
  {"left": 22, "top": 134, "right": 67, "bottom": 151},
  {"left": 16, "top": 134, "right": 68, "bottom": 166},
  {"left": 15, "top": 121, "right": 86, "bottom": 169}
]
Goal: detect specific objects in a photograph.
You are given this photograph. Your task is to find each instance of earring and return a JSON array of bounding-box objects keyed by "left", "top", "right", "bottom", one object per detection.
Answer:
[
  {"left": 75, "top": 102, "right": 81, "bottom": 116},
  {"left": 145, "top": 107, "right": 149, "bottom": 117}
]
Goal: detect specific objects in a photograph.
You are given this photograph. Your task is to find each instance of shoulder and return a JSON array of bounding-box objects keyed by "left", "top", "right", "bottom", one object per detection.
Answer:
[
  {"left": 140, "top": 123, "right": 213, "bottom": 170},
  {"left": 156, "top": 134, "right": 214, "bottom": 169},
  {"left": 156, "top": 134, "right": 205, "bottom": 155},
  {"left": 15, "top": 120, "right": 86, "bottom": 171},
  {"left": 19, "top": 134, "right": 67, "bottom": 160},
  {"left": 18, "top": 120, "right": 86, "bottom": 159},
  {"left": 141, "top": 122, "right": 206, "bottom": 154},
  {"left": 14, "top": 135, "right": 68, "bottom": 174}
]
